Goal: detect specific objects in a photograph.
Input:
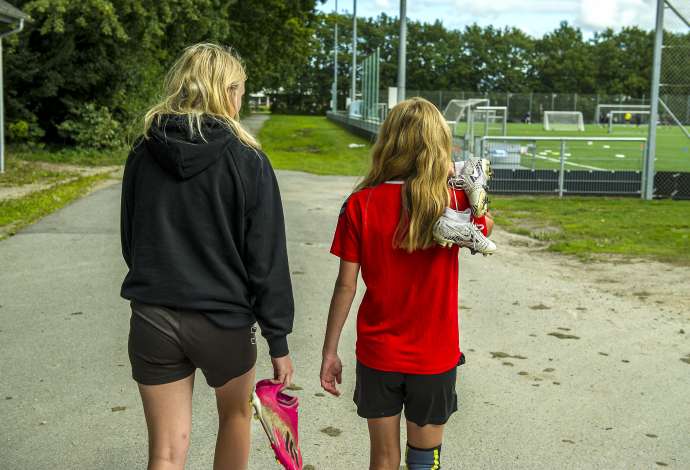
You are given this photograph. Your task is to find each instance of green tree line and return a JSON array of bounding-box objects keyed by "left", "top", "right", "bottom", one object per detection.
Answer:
[
  {"left": 288, "top": 14, "right": 674, "bottom": 114},
  {"left": 5, "top": 0, "right": 317, "bottom": 148},
  {"left": 6, "top": 4, "right": 687, "bottom": 147}
]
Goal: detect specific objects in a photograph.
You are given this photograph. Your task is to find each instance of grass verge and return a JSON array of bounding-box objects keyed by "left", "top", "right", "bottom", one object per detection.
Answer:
[
  {"left": 0, "top": 173, "right": 114, "bottom": 238},
  {"left": 9, "top": 145, "right": 128, "bottom": 166},
  {"left": 492, "top": 195, "right": 690, "bottom": 264},
  {"left": 259, "top": 115, "right": 371, "bottom": 176},
  {"left": 0, "top": 157, "right": 74, "bottom": 187}
]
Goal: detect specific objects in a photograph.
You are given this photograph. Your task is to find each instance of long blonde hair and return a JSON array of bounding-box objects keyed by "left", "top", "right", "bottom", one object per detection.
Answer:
[
  {"left": 356, "top": 98, "right": 451, "bottom": 252},
  {"left": 143, "top": 43, "right": 259, "bottom": 149}
]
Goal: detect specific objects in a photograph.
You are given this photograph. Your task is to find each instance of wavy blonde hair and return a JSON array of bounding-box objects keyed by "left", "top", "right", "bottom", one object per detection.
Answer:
[
  {"left": 143, "top": 43, "right": 259, "bottom": 149},
  {"left": 356, "top": 97, "right": 451, "bottom": 252}
]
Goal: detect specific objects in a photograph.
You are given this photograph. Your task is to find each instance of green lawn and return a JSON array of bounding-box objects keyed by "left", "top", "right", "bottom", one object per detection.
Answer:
[
  {"left": 492, "top": 195, "right": 690, "bottom": 265},
  {"left": 258, "top": 115, "right": 371, "bottom": 175},
  {"left": 10, "top": 145, "right": 128, "bottom": 166},
  {"left": 259, "top": 114, "right": 690, "bottom": 264},
  {"left": 463, "top": 123, "right": 689, "bottom": 172}
]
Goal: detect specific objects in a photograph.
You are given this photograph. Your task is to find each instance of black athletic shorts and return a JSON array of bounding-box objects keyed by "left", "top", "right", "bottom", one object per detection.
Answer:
[
  {"left": 353, "top": 360, "right": 459, "bottom": 426},
  {"left": 128, "top": 301, "right": 257, "bottom": 387}
]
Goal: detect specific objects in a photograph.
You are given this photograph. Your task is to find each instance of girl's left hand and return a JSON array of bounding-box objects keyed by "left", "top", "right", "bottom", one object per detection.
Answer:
[{"left": 320, "top": 353, "right": 343, "bottom": 397}]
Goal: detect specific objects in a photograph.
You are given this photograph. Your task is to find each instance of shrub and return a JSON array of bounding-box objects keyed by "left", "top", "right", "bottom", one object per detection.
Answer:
[
  {"left": 8, "top": 119, "right": 45, "bottom": 144},
  {"left": 57, "top": 103, "right": 123, "bottom": 149}
]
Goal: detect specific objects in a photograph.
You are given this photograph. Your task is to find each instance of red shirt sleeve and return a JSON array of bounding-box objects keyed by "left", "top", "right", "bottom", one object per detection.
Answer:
[
  {"left": 330, "top": 196, "right": 361, "bottom": 263},
  {"left": 450, "top": 188, "right": 488, "bottom": 236}
]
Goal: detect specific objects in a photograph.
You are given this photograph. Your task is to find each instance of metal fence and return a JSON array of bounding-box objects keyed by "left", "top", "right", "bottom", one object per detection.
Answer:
[
  {"left": 478, "top": 136, "right": 647, "bottom": 197},
  {"left": 326, "top": 111, "right": 690, "bottom": 199},
  {"left": 367, "top": 89, "right": 690, "bottom": 125}
]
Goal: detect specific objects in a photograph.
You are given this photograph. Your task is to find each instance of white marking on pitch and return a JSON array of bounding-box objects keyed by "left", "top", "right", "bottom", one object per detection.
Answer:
[{"left": 533, "top": 154, "right": 606, "bottom": 171}]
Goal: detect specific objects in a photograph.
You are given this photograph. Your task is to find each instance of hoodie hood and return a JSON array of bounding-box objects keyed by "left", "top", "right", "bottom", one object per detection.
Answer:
[{"left": 146, "top": 115, "right": 233, "bottom": 180}]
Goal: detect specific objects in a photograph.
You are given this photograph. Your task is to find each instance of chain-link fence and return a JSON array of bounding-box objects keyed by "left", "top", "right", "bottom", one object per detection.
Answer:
[
  {"left": 652, "top": 1, "right": 690, "bottom": 198},
  {"left": 398, "top": 90, "right": 656, "bottom": 125}
]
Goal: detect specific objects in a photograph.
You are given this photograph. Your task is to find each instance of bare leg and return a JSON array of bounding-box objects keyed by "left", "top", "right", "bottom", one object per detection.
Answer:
[
  {"left": 213, "top": 367, "right": 256, "bottom": 470},
  {"left": 138, "top": 373, "right": 195, "bottom": 470},
  {"left": 406, "top": 421, "right": 445, "bottom": 450},
  {"left": 367, "top": 414, "right": 401, "bottom": 470}
]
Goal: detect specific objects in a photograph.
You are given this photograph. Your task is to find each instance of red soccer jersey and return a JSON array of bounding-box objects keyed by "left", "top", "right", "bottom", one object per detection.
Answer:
[{"left": 330, "top": 182, "right": 487, "bottom": 374}]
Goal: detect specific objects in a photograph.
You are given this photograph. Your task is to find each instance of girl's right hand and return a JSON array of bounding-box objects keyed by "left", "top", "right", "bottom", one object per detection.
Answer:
[{"left": 320, "top": 353, "right": 343, "bottom": 397}]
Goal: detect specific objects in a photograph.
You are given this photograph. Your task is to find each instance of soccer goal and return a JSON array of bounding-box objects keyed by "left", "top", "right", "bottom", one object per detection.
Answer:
[
  {"left": 543, "top": 111, "right": 585, "bottom": 131},
  {"left": 607, "top": 110, "right": 651, "bottom": 133},
  {"left": 469, "top": 106, "right": 507, "bottom": 136},
  {"left": 442, "top": 99, "right": 489, "bottom": 126},
  {"left": 595, "top": 104, "right": 650, "bottom": 125}
]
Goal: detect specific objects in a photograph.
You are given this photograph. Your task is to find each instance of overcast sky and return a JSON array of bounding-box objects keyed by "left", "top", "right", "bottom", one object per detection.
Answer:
[{"left": 317, "top": 0, "right": 658, "bottom": 37}]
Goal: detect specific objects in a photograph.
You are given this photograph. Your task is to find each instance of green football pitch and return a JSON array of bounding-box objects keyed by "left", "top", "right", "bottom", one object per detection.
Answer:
[{"left": 460, "top": 123, "right": 690, "bottom": 172}]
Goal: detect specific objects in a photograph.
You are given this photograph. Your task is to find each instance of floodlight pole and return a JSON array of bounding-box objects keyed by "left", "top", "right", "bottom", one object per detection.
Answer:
[
  {"left": 644, "top": 0, "right": 664, "bottom": 200},
  {"left": 350, "top": 0, "right": 357, "bottom": 106},
  {"left": 0, "top": 19, "right": 25, "bottom": 174},
  {"left": 331, "top": 0, "right": 338, "bottom": 111},
  {"left": 397, "top": 0, "right": 407, "bottom": 103}
]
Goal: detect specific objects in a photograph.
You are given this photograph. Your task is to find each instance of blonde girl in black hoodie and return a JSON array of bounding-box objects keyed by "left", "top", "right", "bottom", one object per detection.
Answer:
[{"left": 121, "top": 43, "right": 294, "bottom": 470}]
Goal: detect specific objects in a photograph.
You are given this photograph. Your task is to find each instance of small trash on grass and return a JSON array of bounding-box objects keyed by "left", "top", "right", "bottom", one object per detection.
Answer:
[{"left": 348, "top": 143, "right": 365, "bottom": 149}]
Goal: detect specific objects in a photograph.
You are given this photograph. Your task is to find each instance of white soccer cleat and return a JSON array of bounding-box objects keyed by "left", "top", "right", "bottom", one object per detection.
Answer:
[
  {"left": 433, "top": 208, "right": 497, "bottom": 255},
  {"left": 449, "top": 158, "right": 493, "bottom": 217}
]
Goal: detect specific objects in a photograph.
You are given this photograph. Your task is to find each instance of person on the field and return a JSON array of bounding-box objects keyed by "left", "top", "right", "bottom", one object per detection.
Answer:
[
  {"left": 120, "top": 43, "right": 294, "bottom": 470},
  {"left": 320, "top": 97, "right": 493, "bottom": 470}
]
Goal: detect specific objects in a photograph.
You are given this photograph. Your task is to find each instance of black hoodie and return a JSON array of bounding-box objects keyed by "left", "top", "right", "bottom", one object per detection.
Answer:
[{"left": 120, "top": 116, "right": 293, "bottom": 357}]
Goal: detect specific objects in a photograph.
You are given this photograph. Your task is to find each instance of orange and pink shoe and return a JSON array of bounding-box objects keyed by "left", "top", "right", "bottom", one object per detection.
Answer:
[{"left": 251, "top": 379, "right": 303, "bottom": 470}]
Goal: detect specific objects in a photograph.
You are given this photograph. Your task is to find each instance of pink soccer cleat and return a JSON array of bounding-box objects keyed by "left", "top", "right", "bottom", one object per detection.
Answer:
[{"left": 252, "top": 379, "right": 303, "bottom": 470}]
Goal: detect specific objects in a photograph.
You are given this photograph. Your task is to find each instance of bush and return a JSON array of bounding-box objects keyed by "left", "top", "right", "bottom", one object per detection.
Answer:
[
  {"left": 57, "top": 103, "right": 123, "bottom": 149},
  {"left": 8, "top": 119, "right": 45, "bottom": 144}
]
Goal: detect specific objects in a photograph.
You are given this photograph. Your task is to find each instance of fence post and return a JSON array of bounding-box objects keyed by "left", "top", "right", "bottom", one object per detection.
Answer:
[
  {"left": 640, "top": 141, "right": 647, "bottom": 196},
  {"left": 558, "top": 140, "right": 566, "bottom": 198},
  {"left": 644, "top": 0, "right": 664, "bottom": 200}
]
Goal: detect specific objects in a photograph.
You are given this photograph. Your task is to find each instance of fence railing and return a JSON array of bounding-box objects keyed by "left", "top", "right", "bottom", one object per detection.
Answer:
[
  {"left": 478, "top": 136, "right": 647, "bottom": 197},
  {"left": 326, "top": 112, "right": 690, "bottom": 198}
]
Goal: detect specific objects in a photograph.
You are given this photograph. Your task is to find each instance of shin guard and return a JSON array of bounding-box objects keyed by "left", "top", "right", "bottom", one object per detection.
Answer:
[{"left": 405, "top": 443, "right": 442, "bottom": 470}]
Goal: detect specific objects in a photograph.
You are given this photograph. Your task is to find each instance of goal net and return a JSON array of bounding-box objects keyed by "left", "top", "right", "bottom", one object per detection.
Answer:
[
  {"left": 470, "top": 106, "right": 507, "bottom": 136},
  {"left": 442, "top": 99, "right": 489, "bottom": 124},
  {"left": 607, "top": 110, "right": 651, "bottom": 133},
  {"left": 543, "top": 111, "right": 585, "bottom": 131}
]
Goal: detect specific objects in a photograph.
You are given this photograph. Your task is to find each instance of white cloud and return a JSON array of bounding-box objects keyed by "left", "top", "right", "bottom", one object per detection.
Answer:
[
  {"left": 577, "top": 0, "right": 653, "bottom": 30},
  {"left": 319, "top": 0, "right": 656, "bottom": 35}
]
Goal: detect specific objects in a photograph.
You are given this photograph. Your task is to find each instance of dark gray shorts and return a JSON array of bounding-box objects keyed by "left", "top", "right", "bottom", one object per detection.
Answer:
[
  {"left": 354, "top": 361, "right": 459, "bottom": 426},
  {"left": 128, "top": 301, "right": 257, "bottom": 387}
]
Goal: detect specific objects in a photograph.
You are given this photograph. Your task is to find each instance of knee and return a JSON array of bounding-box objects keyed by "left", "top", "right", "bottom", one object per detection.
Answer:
[
  {"left": 218, "top": 400, "right": 252, "bottom": 422},
  {"left": 149, "top": 432, "right": 190, "bottom": 466}
]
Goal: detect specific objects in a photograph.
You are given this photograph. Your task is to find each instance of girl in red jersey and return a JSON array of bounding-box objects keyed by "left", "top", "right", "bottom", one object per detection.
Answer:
[{"left": 320, "top": 97, "right": 493, "bottom": 470}]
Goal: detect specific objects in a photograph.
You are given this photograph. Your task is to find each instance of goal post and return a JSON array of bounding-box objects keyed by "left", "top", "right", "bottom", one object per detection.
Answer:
[
  {"left": 543, "top": 111, "right": 585, "bottom": 131},
  {"left": 595, "top": 104, "right": 650, "bottom": 124},
  {"left": 607, "top": 110, "right": 651, "bottom": 133}
]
